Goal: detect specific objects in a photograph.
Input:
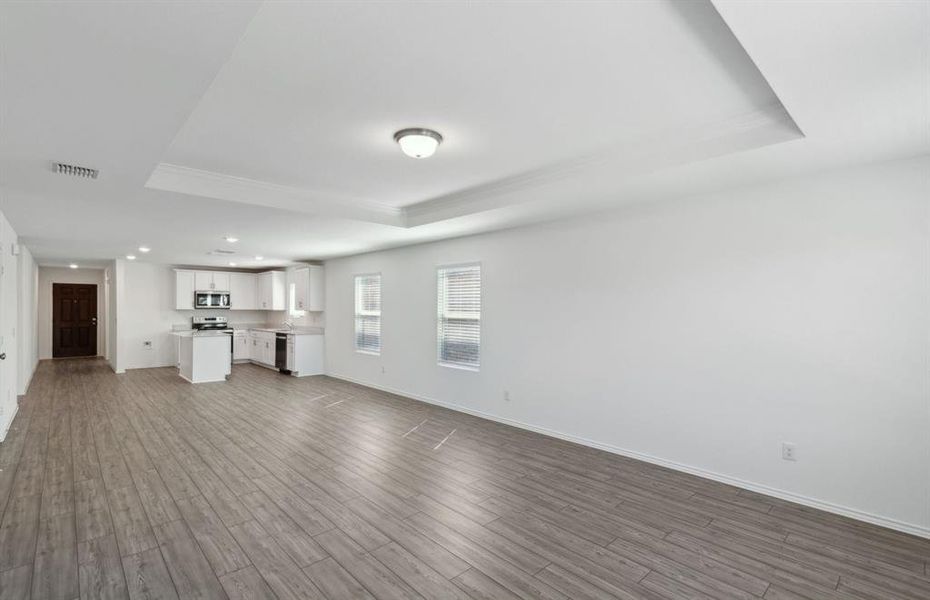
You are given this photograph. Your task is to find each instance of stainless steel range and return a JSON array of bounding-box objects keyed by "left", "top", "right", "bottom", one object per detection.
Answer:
[
  {"left": 191, "top": 316, "right": 232, "bottom": 332},
  {"left": 192, "top": 316, "right": 234, "bottom": 357}
]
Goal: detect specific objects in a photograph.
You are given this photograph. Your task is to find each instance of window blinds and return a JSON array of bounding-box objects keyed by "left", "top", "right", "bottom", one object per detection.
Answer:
[
  {"left": 437, "top": 264, "right": 480, "bottom": 368},
  {"left": 354, "top": 274, "right": 381, "bottom": 353}
]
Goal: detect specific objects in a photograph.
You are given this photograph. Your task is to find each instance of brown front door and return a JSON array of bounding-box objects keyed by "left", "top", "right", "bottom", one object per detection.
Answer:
[{"left": 52, "top": 283, "right": 97, "bottom": 358}]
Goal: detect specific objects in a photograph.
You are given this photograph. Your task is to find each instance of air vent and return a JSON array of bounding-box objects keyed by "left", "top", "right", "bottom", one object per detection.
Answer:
[
  {"left": 53, "top": 162, "right": 98, "bottom": 179},
  {"left": 210, "top": 249, "right": 236, "bottom": 255}
]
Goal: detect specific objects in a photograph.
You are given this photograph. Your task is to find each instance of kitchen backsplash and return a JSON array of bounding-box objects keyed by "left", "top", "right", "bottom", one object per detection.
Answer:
[{"left": 170, "top": 309, "right": 324, "bottom": 331}]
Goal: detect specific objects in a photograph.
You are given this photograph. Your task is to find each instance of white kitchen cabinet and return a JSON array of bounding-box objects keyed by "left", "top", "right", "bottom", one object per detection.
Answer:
[
  {"left": 286, "top": 333, "right": 324, "bottom": 376},
  {"left": 232, "top": 332, "right": 249, "bottom": 361},
  {"left": 175, "top": 270, "right": 195, "bottom": 310},
  {"left": 258, "top": 271, "right": 286, "bottom": 310},
  {"left": 194, "top": 271, "right": 213, "bottom": 291},
  {"left": 177, "top": 269, "right": 279, "bottom": 311},
  {"left": 229, "top": 273, "right": 258, "bottom": 310},
  {"left": 249, "top": 334, "right": 261, "bottom": 362},
  {"left": 294, "top": 265, "right": 325, "bottom": 312},
  {"left": 194, "top": 271, "right": 230, "bottom": 291},
  {"left": 249, "top": 331, "right": 275, "bottom": 366},
  {"left": 213, "top": 272, "right": 230, "bottom": 292}
]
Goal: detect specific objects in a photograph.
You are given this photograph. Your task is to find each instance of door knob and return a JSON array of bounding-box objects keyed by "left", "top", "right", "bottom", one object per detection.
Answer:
[{"left": 0, "top": 353, "right": 7, "bottom": 360}]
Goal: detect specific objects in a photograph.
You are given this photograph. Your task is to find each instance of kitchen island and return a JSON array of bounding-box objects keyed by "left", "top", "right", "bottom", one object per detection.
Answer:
[{"left": 172, "top": 331, "right": 231, "bottom": 383}]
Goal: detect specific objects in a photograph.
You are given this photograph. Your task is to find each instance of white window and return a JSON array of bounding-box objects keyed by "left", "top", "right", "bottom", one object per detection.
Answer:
[
  {"left": 437, "top": 263, "right": 480, "bottom": 369},
  {"left": 354, "top": 274, "right": 381, "bottom": 354},
  {"left": 288, "top": 282, "right": 305, "bottom": 318}
]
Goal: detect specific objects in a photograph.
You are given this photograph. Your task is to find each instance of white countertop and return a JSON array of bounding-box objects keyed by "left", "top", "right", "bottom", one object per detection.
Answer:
[
  {"left": 170, "top": 330, "right": 230, "bottom": 338},
  {"left": 170, "top": 326, "right": 324, "bottom": 336},
  {"left": 248, "top": 327, "right": 324, "bottom": 335}
]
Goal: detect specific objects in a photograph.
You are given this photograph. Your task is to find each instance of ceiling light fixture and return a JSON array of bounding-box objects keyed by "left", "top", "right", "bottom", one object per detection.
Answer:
[
  {"left": 225, "top": 236, "right": 239, "bottom": 243},
  {"left": 126, "top": 255, "right": 136, "bottom": 260},
  {"left": 69, "top": 263, "right": 78, "bottom": 269},
  {"left": 138, "top": 246, "right": 151, "bottom": 253},
  {"left": 254, "top": 256, "right": 264, "bottom": 260},
  {"left": 228, "top": 262, "right": 237, "bottom": 267},
  {"left": 394, "top": 128, "right": 443, "bottom": 159}
]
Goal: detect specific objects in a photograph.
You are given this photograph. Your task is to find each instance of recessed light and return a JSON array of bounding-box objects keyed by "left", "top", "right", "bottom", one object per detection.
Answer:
[
  {"left": 69, "top": 264, "right": 78, "bottom": 269},
  {"left": 126, "top": 255, "right": 136, "bottom": 260},
  {"left": 138, "top": 246, "right": 151, "bottom": 253},
  {"left": 224, "top": 236, "right": 239, "bottom": 243},
  {"left": 394, "top": 128, "right": 442, "bottom": 159},
  {"left": 228, "top": 262, "right": 237, "bottom": 267},
  {"left": 254, "top": 256, "right": 264, "bottom": 260}
]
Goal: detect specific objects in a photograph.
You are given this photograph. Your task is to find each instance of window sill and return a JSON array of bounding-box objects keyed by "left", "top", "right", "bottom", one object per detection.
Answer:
[{"left": 438, "top": 361, "right": 479, "bottom": 372}]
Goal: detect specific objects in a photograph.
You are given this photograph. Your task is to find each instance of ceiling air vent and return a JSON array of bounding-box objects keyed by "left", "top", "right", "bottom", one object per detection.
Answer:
[
  {"left": 52, "top": 162, "right": 98, "bottom": 179},
  {"left": 210, "top": 249, "right": 236, "bottom": 255}
]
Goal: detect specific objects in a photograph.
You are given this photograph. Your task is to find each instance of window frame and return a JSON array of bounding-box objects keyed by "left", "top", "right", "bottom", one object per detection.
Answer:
[
  {"left": 354, "top": 272, "right": 382, "bottom": 356},
  {"left": 436, "top": 262, "right": 481, "bottom": 371},
  {"left": 287, "top": 281, "right": 306, "bottom": 318}
]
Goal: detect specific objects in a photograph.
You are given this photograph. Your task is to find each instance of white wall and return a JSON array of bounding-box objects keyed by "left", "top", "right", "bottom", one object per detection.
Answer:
[
  {"left": 0, "top": 207, "right": 37, "bottom": 440},
  {"left": 117, "top": 261, "right": 270, "bottom": 370},
  {"left": 108, "top": 260, "right": 122, "bottom": 373},
  {"left": 0, "top": 210, "right": 20, "bottom": 438},
  {"left": 16, "top": 245, "right": 37, "bottom": 395},
  {"left": 324, "top": 156, "right": 930, "bottom": 537},
  {"left": 37, "top": 267, "right": 107, "bottom": 359}
]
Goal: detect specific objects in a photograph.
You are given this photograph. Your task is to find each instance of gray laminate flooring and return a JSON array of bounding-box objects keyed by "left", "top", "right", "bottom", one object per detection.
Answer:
[{"left": 0, "top": 358, "right": 927, "bottom": 599}]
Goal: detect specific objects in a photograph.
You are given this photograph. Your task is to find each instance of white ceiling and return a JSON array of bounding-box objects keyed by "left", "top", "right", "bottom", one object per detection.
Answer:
[{"left": 0, "top": 0, "right": 926, "bottom": 268}]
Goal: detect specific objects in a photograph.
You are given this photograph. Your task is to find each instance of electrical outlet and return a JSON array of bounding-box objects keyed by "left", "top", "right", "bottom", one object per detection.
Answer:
[
  {"left": 782, "top": 442, "right": 797, "bottom": 461},
  {"left": 503, "top": 390, "right": 511, "bottom": 402}
]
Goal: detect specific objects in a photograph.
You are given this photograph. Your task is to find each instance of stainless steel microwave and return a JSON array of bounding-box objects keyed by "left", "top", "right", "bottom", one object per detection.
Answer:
[{"left": 194, "top": 291, "right": 230, "bottom": 309}]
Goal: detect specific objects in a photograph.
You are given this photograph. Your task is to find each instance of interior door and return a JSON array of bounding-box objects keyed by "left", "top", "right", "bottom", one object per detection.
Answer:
[{"left": 52, "top": 283, "right": 97, "bottom": 358}]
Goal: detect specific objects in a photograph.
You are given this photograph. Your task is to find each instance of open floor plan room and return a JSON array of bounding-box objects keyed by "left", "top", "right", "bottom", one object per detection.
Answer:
[
  {"left": 0, "top": 1, "right": 928, "bottom": 598},
  {"left": 2, "top": 360, "right": 929, "bottom": 600}
]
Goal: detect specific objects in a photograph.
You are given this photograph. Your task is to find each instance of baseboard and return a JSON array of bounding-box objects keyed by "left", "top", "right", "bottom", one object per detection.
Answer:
[
  {"left": 0, "top": 401, "right": 20, "bottom": 443},
  {"left": 327, "top": 372, "right": 930, "bottom": 540},
  {"left": 17, "top": 360, "right": 37, "bottom": 397}
]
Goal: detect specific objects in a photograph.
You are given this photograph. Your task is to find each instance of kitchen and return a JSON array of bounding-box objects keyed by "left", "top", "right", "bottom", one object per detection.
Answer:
[{"left": 171, "top": 265, "right": 325, "bottom": 383}]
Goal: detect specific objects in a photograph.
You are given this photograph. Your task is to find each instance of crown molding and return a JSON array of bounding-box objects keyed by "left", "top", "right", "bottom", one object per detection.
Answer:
[
  {"left": 145, "top": 163, "right": 405, "bottom": 227},
  {"left": 147, "top": 104, "right": 800, "bottom": 230},
  {"left": 403, "top": 104, "right": 801, "bottom": 226}
]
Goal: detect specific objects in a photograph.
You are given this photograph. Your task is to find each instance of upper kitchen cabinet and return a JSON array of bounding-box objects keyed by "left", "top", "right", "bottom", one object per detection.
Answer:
[
  {"left": 176, "top": 269, "right": 283, "bottom": 311},
  {"left": 175, "top": 270, "right": 195, "bottom": 310},
  {"left": 294, "top": 265, "right": 325, "bottom": 311},
  {"left": 229, "top": 272, "right": 258, "bottom": 310},
  {"left": 194, "top": 271, "right": 230, "bottom": 291},
  {"left": 258, "top": 271, "right": 286, "bottom": 310}
]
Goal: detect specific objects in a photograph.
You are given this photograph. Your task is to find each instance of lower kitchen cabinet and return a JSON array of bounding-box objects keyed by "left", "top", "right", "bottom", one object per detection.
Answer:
[
  {"left": 249, "top": 331, "right": 275, "bottom": 367},
  {"left": 286, "top": 334, "right": 324, "bottom": 376},
  {"left": 232, "top": 332, "right": 249, "bottom": 361}
]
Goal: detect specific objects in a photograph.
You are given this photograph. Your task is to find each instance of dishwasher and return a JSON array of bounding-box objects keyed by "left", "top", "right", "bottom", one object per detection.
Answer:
[{"left": 275, "top": 333, "right": 290, "bottom": 373}]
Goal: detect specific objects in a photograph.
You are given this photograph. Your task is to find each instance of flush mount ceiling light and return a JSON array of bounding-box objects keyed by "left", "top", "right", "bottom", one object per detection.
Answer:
[
  {"left": 254, "top": 256, "right": 264, "bottom": 261},
  {"left": 394, "top": 128, "right": 443, "bottom": 159},
  {"left": 228, "top": 262, "right": 237, "bottom": 267},
  {"left": 126, "top": 255, "right": 136, "bottom": 260},
  {"left": 224, "top": 236, "right": 239, "bottom": 243},
  {"left": 138, "top": 246, "right": 151, "bottom": 253}
]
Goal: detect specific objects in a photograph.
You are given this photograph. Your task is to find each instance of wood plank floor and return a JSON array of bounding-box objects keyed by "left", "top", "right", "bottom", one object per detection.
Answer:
[{"left": 1, "top": 359, "right": 928, "bottom": 599}]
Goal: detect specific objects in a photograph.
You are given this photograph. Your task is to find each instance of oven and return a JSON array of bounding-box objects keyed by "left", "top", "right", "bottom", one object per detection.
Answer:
[{"left": 191, "top": 315, "right": 233, "bottom": 360}]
